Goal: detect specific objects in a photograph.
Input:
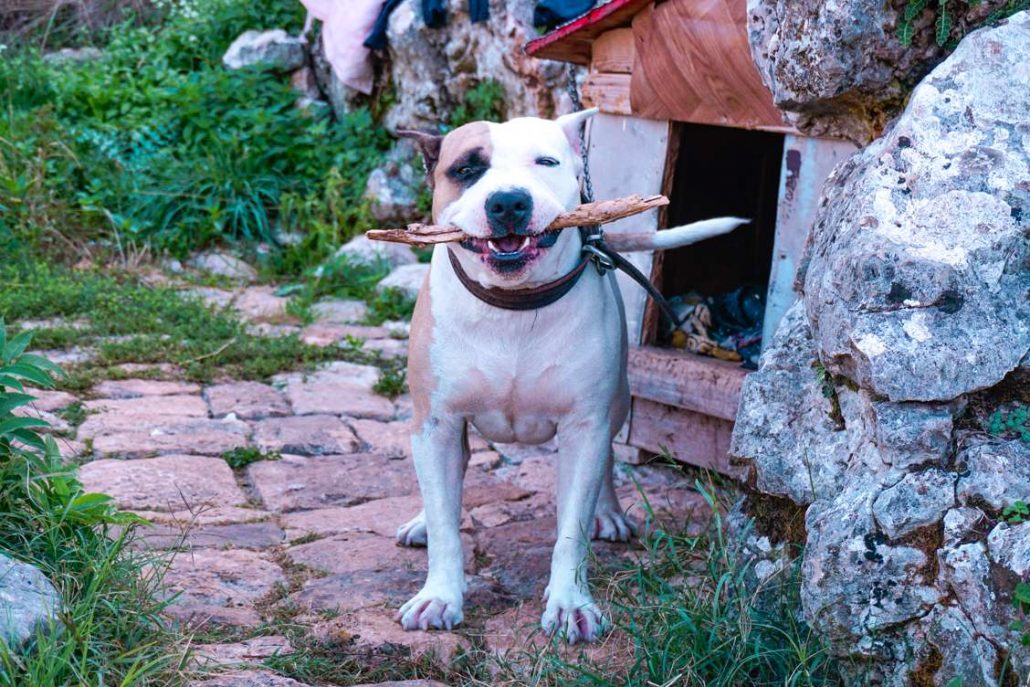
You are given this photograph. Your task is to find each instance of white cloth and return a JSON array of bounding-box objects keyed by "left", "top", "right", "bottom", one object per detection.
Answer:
[{"left": 300, "top": 0, "right": 381, "bottom": 95}]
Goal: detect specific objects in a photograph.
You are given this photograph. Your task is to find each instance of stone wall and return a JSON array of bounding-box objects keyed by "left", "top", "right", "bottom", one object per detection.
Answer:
[{"left": 731, "top": 11, "right": 1029, "bottom": 685}]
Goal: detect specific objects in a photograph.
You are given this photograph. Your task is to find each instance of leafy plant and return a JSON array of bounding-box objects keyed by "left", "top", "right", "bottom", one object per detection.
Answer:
[
  {"left": 0, "top": 319, "right": 185, "bottom": 685},
  {"left": 897, "top": 0, "right": 1030, "bottom": 47},
  {"left": 988, "top": 403, "right": 1029, "bottom": 441},
  {"left": 222, "top": 445, "right": 280, "bottom": 470},
  {"left": 1002, "top": 501, "right": 1029, "bottom": 524},
  {"left": 450, "top": 79, "right": 507, "bottom": 128}
]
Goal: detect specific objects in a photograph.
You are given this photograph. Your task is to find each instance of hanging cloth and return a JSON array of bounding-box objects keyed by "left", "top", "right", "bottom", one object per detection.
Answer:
[
  {"left": 301, "top": 0, "right": 381, "bottom": 94},
  {"left": 469, "top": 0, "right": 489, "bottom": 23},
  {"left": 533, "top": 0, "right": 596, "bottom": 31}
]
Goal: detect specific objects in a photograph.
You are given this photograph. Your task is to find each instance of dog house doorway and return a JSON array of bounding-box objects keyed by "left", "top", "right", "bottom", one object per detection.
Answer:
[{"left": 645, "top": 122, "right": 785, "bottom": 368}]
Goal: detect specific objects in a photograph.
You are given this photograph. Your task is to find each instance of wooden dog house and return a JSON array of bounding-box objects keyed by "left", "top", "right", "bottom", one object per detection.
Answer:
[{"left": 526, "top": 0, "right": 856, "bottom": 471}]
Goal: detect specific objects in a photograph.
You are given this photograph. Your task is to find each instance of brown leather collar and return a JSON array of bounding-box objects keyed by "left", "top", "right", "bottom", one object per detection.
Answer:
[{"left": 446, "top": 248, "right": 590, "bottom": 311}]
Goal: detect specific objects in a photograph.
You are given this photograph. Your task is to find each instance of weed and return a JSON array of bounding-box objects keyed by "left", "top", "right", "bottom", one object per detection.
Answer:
[
  {"left": 366, "top": 287, "right": 417, "bottom": 326},
  {"left": 1002, "top": 501, "right": 1028, "bottom": 525},
  {"left": 222, "top": 445, "right": 281, "bottom": 470},
  {"left": 373, "top": 362, "right": 408, "bottom": 398},
  {"left": 897, "top": 0, "right": 1030, "bottom": 47},
  {"left": 56, "top": 399, "right": 86, "bottom": 428},
  {"left": 0, "top": 321, "right": 187, "bottom": 685},
  {"left": 988, "top": 403, "right": 1029, "bottom": 441},
  {"left": 450, "top": 79, "right": 507, "bottom": 128}
]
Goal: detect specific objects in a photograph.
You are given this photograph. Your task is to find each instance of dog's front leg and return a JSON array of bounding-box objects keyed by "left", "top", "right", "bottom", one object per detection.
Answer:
[
  {"left": 542, "top": 418, "right": 611, "bottom": 643},
  {"left": 397, "top": 415, "right": 466, "bottom": 631}
]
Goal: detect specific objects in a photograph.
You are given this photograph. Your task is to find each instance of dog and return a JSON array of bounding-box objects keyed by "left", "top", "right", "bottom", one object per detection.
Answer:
[{"left": 393, "top": 109, "right": 745, "bottom": 643}]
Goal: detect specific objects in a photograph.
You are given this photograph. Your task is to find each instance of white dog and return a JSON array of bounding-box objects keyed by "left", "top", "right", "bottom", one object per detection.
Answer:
[{"left": 393, "top": 109, "right": 745, "bottom": 643}]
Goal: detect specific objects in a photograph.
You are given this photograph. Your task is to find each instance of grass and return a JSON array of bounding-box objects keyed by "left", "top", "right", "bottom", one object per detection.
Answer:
[
  {"left": 0, "top": 259, "right": 404, "bottom": 393},
  {"left": 0, "top": 323, "right": 188, "bottom": 686}
]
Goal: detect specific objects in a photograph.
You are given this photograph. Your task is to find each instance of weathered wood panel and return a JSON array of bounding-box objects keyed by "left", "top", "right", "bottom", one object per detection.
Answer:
[
  {"left": 627, "top": 397, "right": 735, "bottom": 473},
  {"left": 524, "top": 0, "right": 651, "bottom": 65},
  {"left": 587, "top": 114, "right": 671, "bottom": 345},
  {"left": 628, "top": 346, "right": 749, "bottom": 421},
  {"left": 762, "top": 135, "right": 857, "bottom": 348},
  {"left": 581, "top": 72, "right": 632, "bottom": 115},
  {"left": 629, "top": 0, "right": 790, "bottom": 132},
  {"left": 592, "top": 28, "right": 635, "bottom": 73}
]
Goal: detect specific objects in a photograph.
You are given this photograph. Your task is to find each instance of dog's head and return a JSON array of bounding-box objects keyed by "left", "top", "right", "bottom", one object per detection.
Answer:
[{"left": 399, "top": 109, "right": 597, "bottom": 287}]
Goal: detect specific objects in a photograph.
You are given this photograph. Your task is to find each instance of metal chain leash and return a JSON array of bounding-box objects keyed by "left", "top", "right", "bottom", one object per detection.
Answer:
[{"left": 566, "top": 63, "right": 595, "bottom": 204}]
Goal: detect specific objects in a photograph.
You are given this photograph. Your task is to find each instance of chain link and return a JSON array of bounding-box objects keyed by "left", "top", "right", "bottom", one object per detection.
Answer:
[{"left": 565, "top": 63, "right": 594, "bottom": 204}]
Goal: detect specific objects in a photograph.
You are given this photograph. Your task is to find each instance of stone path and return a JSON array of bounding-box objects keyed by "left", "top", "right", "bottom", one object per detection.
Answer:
[{"left": 27, "top": 285, "right": 708, "bottom": 686}]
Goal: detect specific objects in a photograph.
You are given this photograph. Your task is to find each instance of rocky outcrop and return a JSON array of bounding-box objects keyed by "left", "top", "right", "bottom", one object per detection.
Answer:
[
  {"left": 0, "top": 553, "right": 63, "bottom": 650},
  {"left": 731, "top": 13, "right": 1030, "bottom": 684},
  {"left": 380, "top": 0, "right": 571, "bottom": 128},
  {"left": 223, "top": 29, "right": 307, "bottom": 71},
  {"left": 363, "top": 140, "right": 424, "bottom": 225},
  {"left": 746, "top": 0, "right": 1009, "bottom": 142}
]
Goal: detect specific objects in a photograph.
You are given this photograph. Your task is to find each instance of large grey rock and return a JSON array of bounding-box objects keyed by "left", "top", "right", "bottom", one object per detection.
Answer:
[
  {"left": 364, "top": 139, "right": 425, "bottom": 225},
  {"left": 731, "top": 15, "right": 1030, "bottom": 684},
  {"left": 381, "top": 0, "right": 571, "bottom": 129},
  {"left": 0, "top": 553, "right": 62, "bottom": 649},
  {"left": 188, "top": 251, "right": 257, "bottom": 282},
  {"left": 222, "top": 29, "right": 306, "bottom": 71},
  {"left": 801, "top": 12, "right": 1030, "bottom": 403},
  {"left": 729, "top": 302, "right": 851, "bottom": 505},
  {"left": 377, "top": 263, "right": 429, "bottom": 299},
  {"left": 334, "top": 234, "right": 418, "bottom": 270},
  {"left": 747, "top": 0, "right": 1002, "bottom": 142}
]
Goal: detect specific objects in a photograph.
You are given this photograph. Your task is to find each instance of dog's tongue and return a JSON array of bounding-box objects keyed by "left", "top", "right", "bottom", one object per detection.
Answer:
[{"left": 493, "top": 235, "right": 523, "bottom": 253}]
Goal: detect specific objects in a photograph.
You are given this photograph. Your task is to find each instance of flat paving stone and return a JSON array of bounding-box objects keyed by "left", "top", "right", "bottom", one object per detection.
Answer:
[
  {"left": 310, "top": 299, "right": 367, "bottom": 324},
  {"left": 281, "top": 497, "right": 423, "bottom": 541},
  {"left": 251, "top": 415, "right": 359, "bottom": 455},
  {"left": 233, "top": 286, "right": 289, "bottom": 321},
  {"left": 83, "top": 394, "right": 209, "bottom": 422},
  {"left": 79, "top": 455, "right": 248, "bottom": 512},
  {"left": 187, "top": 670, "right": 313, "bottom": 687},
  {"left": 314, "top": 608, "right": 466, "bottom": 662},
  {"left": 247, "top": 453, "right": 415, "bottom": 512},
  {"left": 183, "top": 286, "right": 236, "bottom": 310},
  {"left": 23, "top": 389, "right": 78, "bottom": 412},
  {"left": 205, "top": 381, "right": 290, "bottom": 420},
  {"left": 132, "top": 521, "right": 285, "bottom": 550},
  {"left": 349, "top": 419, "right": 410, "bottom": 458},
  {"left": 193, "top": 635, "right": 292, "bottom": 668},
  {"left": 493, "top": 455, "right": 555, "bottom": 494},
  {"left": 162, "top": 549, "right": 284, "bottom": 628},
  {"left": 132, "top": 506, "right": 273, "bottom": 526},
  {"left": 34, "top": 347, "right": 94, "bottom": 366},
  {"left": 273, "top": 362, "right": 394, "bottom": 419},
  {"left": 300, "top": 322, "right": 387, "bottom": 347},
  {"left": 463, "top": 469, "right": 532, "bottom": 509},
  {"left": 287, "top": 532, "right": 427, "bottom": 575},
  {"left": 294, "top": 567, "right": 423, "bottom": 614},
  {"left": 83, "top": 417, "right": 250, "bottom": 457},
  {"left": 361, "top": 338, "right": 407, "bottom": 360},
  {"left": 92, "top": 379, "right": 201, "bottom": 399}
]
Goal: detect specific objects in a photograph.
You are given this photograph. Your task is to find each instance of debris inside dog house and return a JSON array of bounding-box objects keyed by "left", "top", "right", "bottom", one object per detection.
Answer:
[{"left": 526, "top": 0, "right": 857, "bottom": 472}]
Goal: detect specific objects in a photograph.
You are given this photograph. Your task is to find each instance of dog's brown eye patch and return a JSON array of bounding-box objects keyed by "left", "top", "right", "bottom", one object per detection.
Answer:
[{"left": 446, "top": 148, "right": 489, "bottom": 187}]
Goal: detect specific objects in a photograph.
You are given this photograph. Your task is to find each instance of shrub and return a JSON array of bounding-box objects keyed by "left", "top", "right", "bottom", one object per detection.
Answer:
[{"left": 0, "top": 320, "right": 185, "bottom": 685}]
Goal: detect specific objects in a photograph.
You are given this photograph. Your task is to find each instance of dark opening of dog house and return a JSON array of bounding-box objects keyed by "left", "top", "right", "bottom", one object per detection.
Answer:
[
  {"left": 526, "top": 0, "right": 856, "bottom": 471},
  {"left": 651, "top": 123, "right": 784, "bottom": 369}
]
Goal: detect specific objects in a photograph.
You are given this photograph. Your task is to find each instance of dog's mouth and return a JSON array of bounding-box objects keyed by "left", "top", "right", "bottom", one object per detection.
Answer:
[{"left": 460, "top": 231, "right": 560, "bottom": 274}]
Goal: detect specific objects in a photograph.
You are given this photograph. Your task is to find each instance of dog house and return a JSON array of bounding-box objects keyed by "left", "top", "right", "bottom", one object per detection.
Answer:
[{"left": 526, "top": 0, "right": 857, "bottom": 471}]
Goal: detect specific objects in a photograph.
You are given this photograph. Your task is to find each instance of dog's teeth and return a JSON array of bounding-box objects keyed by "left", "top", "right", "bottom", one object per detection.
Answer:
[
  {"left": 520, "top": 236, "right": 531, "bottom": 250},
  {"left": 487, "top": 240, "right": 499, "bottom": 252}
]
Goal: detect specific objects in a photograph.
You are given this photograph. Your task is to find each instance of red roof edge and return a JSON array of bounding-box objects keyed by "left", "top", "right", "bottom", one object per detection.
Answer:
[{"left": 524, "top": 0, "right": 646, "bottom": 61}]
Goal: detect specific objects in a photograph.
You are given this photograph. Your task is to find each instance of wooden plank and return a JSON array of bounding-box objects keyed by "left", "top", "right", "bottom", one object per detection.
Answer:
[
  {"left": 524, "top": 0, "right": 651, "bottom": 65},
  {"left": 581, "top": 72, "right": 632, "bottom": 115},
  {"left": 591, "top": 28, "right": 635, "bottom": 73},
  {"left": 629, "top": 0, "right": 792, "bottom": 131},
  {"left": 586, "top": 114, "right": 671, "bottom": 345},
  {"left": 627, "top": 397, "right": 735, "bottom": 474},
  {"left": 761, "top": 135, "right": 857, "bottom": 349},
  {"left": 628, "top": 346, "right": 749, "bottom": 421},
  {"left": 640, "top": 121, "right": 681, "bottom": 346}
]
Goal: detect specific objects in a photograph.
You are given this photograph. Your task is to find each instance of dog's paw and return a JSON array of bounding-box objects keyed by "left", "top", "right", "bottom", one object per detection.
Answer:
[
  {"left": 593, "top": 508, "right": 637, "bottom": 543},
  {"left": 396, "top": 511, "right": 427, "bottom": 547},
  {"left": 396, "top": 586, "right": 464, "bottom": 631},
  {"left": 541, "top": 589, "right": 608, "bottom": 644}
]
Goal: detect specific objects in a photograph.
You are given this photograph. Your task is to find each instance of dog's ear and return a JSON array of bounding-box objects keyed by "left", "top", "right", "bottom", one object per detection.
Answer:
[
  {"left": 555, "top": 108, "right": 598, "bottom": 155},
  {"left": 396, "top": 129, "right": 444, "bottom": 187}
]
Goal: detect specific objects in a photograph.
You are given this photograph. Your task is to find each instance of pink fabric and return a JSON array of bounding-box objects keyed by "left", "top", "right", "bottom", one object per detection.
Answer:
[{"left": 300, "top": 0, "right": 381, "bottom": 95}]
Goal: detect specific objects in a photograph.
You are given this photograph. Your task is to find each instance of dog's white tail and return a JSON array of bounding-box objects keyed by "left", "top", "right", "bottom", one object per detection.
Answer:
[{"left": 603, "top": 217, "right": 749, "bottom": 252}]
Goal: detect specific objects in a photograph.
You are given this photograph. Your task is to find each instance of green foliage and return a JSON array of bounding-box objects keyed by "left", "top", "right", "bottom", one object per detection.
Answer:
[
  {"left": 897, "top": 0, "right": 1030, "bottom": 47},
  {"left": 373, "top": 362, "right": 407, "bottom": 399},
  {"left": 0, "top": 259, "right": 383, "bottom": 390},
  {"left": 1013, "top": 582, "right": 1030, "bottom": 653},
  {"left": 450, "top": 79, "right": 508, "bottom": 128},
  {"left": 988, "top": 403, "right": 1029, "bottom": 441},
  {"left": 222, "top": 445, "right": 280, "bottom": 470},
  {"left": 367, "top": 288, "right": 417, "bottom": 326},
  {"left": 0, "top": 0, "right": 389, "bottom": 268},
  {"left": 0, "top": 321, "right": 185, "bottom": 685},
  {"left": 1002, "top": 501, "right": 1029, "bottom": 524}
]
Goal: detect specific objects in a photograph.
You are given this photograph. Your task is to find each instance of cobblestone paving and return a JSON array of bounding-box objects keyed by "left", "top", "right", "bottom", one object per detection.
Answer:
[{"left": 34, "top": 286, "right": 707, "bottom": 686}]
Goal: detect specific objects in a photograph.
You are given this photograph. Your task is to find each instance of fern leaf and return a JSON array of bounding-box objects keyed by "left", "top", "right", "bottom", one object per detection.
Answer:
[{"left": 936, "top": 0, "right": 953, "bottom": 46}]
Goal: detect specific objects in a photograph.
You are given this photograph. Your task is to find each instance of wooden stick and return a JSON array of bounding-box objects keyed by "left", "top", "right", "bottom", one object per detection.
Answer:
[{"left": 365, "top": 194, "right": 669, "bottom": 246}]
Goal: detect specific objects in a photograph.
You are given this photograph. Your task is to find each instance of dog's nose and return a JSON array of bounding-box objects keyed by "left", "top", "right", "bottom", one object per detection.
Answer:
[{"left": 485, "top": 189, "right": 533, "bottom": 235}]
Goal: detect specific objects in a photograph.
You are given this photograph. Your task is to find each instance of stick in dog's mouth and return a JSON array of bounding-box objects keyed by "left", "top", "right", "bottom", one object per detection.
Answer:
[{"left": 365, "top": 194, "right": 670, "bottom": 247}]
